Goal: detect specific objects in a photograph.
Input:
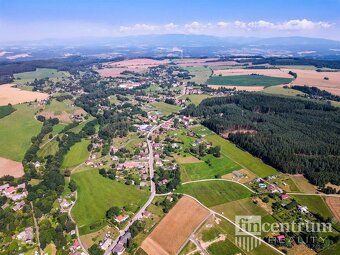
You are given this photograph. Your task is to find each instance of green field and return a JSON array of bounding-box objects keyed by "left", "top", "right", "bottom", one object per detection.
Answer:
[
  {"left": 290, "top": 195, "right": 333, "bottom": 219},
  {"left": 177, "top": 181, "right": 252, "bottom": 207},
  {"left": 151, "top": 102, "right": 182, "bottom": 115},
  {"left": 0, "top": 104, "right": 42, "bottom": 161},
  {"left": 0, "top": 105, "right": 16, "bottom": 119},
  {"left": 180, "top": 154, "right": 240, "bottom": 182},
  {"left": 14, "top": 68, "right": 69, "bottom": 84},
  {"left": 62, "top": 139, "right": 91, "bottom": 168},
  {"left": 262, "top": 86, "right": 304, "bottom": 96},
  {"left": 207, "top": 75, "right": 293, "bottom": 87},
  {"left": 207, "top": 240, "right": 243, "bottom": 255},
  {"left": 44, "top": 99, "right": 77, "bottom": 114},
  {"left": 205, "top": 134, "right": 278, "bottom": 177},
  {"left": 72, "top": 170, "right": 149, "bottom": 233},
  {"left": 183, "top": 66, "right": 212, "bottom": 84},
  {"left": 179, "top": 94, "right": 213, "bottom": 105}
]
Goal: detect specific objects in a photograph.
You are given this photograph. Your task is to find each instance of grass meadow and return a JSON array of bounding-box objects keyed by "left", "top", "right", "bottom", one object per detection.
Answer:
[
  {"left": 151, "top": 102, "right": 181, "bottom": 115},
  {"left": 62, "top": 139, "right": 91, "bottom": 168},
  {"left": 72, "top": 170, "right": 149, "bottom": 234},
  {"left": 183, "top": 66, "right": 212, "bottom": 84},
  {"left": 14, "top": 68, "right": 69, "bottom": 84},
  {"left": 207, "top": 75, "right": 293, "bottom": 87},
  {"left": 0, "top": 104, "right": 42, "bottom": 161},
  {"left": 176, "top": 181, "right": 252, "bottom": 207}
]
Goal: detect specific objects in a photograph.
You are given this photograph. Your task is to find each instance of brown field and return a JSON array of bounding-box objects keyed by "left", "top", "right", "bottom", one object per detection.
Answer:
[
  {"left": 212, "top": 68, "right": 292, "bottom": 78},
  {"left": 0, "top": 84, "right": 48, "bottom": 106},
  {"left": 287, "top": 244, "right": 316, "bottom": 255},
  {"left": 0, "top": 157, "right": 24, "bottom": 178},
  {"left": 282, "top": 69, "right": 340, "bottom": 95},
  {"left": 173, "top": 154, "right": 202, "bottom": 164},
  {"left": 97, "top": 67, "right": 131, "bottom": 77},
  {"left": 38, "top": 108, "right": 86, "bottom": 123},
  {"left": 208, "top": 85, "right": 264, "bottom": 91},
  {"left": 325, "top": 197, "right": 340, "bottom": 221},
  {"left": 175, "top": 58, "right": 239, "bottom": 67},
  {"left": 141, "top": 196, "right": 210, "bottom": 255},
  {"left": 108, "top": 58, "right": 169, "bottom": 67}
]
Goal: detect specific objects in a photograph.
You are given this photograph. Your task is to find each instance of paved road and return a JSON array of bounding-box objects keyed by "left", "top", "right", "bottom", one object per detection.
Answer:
[
  {"left": 104, "top": 121, "right": 168, "bottom": 255},
  {"left": 189, "top": 234, "right": 209, "bottom": 255}
]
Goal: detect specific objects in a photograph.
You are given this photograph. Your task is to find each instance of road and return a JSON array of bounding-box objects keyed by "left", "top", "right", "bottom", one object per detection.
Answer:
[
  {"left": 189, "top": 234, "right": 209, "bottom": 255},
  {"left": 30, "top": 202, "right": 43, "bottom": 255},
  {"left": 104, "top": 120, "right": 169, "bottom": 255}
]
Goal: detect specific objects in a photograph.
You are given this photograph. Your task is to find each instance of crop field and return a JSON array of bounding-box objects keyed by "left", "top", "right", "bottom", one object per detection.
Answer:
[
  {"left": 205, "top": 134, "right": 278, "bottom": 177},
  {"left": 207, "top": 75, "right": 293, "bottom": 87},
  {"left": 62, "top": 139, "right": 91, "bottom": 168},
  {"left": 180, "top": 154, "right": 241, "bottom": 182},
  {"left": 13, "top": 68, "right": 69, "bottom": 84},
  {"left": 262, "top": 85, "right": 304, "bottom": 96},
  {"left": 183, "top": 66, "right": 212, "bottom": 84},
  {"left": 176, "top": 181, "right": 252, "bottom": 207},
  {"left": 0, "top": 84, "right": 48, "bottom": 106},
  {"left": 0, "top": 157, "right": 24, "bottom": 178},
  {"left": 213, "top": 68, "right": 293, "bottom": 78},
  {"left": 141, "top": 196, "right": 210, "bottom": 255},
  {"left": 289, "top": 175, "right": 317, "bottom": 193},
  {"left": 0, "top": 105, "right": 16, "bottom": 119},
  {"left": 290, "top": 195, "right": 333, "bottom": 219},
  {"left": 151, "top": 102, "right": 181, "bottom": 115},
  {"left": 179, "top": 94, "right": 213, "bottom": 105},
  {"left": 72, "top": 170, "right": 149, "bottom": 234},
  {"left": 0, "top": 104, "right": 42, "bottom": 161},
  {"left": 325, "top": 197, "right": 340, "bottom": 221},
  {"left": 283, "top": 68, "right": 340, "bottom": 95}
]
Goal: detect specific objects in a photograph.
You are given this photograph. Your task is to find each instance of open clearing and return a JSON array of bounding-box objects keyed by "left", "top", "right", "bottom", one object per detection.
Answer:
[
  {"left": 207, "top": 75, "right": 293, "bottom": 87},
  {"left": 205, "top": 134, "right": 278, "bottom": 177},
  {"left": 0, "top": 157, "right": 24, "bottom": 178},
  {"left": 72, "top": 170, "right": 149, "bottom": 234},
  {"left": 151, "top": 102, "right": 181, "bottom": 115},
  {"left": 183, "top": 66, "right": 212, "bottom": 84},
  {"left": 141, "top": 196, "right": 210, "bottom": 255},
  {"left": 13, "top": 68, "right": 69, "bottom": 84},
  {"left": 325, "top": 197, "right": 340, "bottom": 221},
  {"left": 0, "top": 84, "right": 48, "bottom": 106},
  {"left": 179, "top": 94, "right": 213, "bottom": 105},
  {"left": 0, "top": 104, "right": 42, "bottom": 161},
  {"left": 289, "top": 175, "right": 317, "bottom": 193},
  {"left": 176, "top": 181, "right": 252, "bottom": 207},
  {"left": 62, "top": 139, "right": 91, "bottom": 168},
  {"left": 283, "top": 68, "right": 340, "bottom": 95}
]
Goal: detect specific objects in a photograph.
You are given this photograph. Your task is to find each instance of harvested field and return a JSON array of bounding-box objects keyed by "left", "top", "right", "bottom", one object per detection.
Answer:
[
  {"left": 97, "top": 67, "right": 131, "bottom": 77},
  {"left": 141, "top": 196, "right": 210, "bottom": 255},
  {"left": 289, "top": 175, "right": 317, "bottom": 193},
  {"left": 213, "top": 68, "right": 292, "bottom": 78},
  {"left": 38, "top": 108, "right": 85, "bottom": 123},
  {"left": 325, "top": 197, "right": 340, "bottom": 221},
  {"left": 208, "top": 85, "right": 264, "bottom": 91},
  {"left": 282, "top": 69, "right": 340, "bottom": 95},
  {"left": 0, "top": 84, "right": 48, "bottom": 106},
  {"left": 109, "top": 58, "right": 169, "bottom": 67},
  {"left": 173, "top": 154, "right": 202, "bottom": 164},
  {"left": 175, "top": 58, "right": 239, "bottom": 67},
  {"left": 0, "top": 157, "right": 24, "bottom": 178}
]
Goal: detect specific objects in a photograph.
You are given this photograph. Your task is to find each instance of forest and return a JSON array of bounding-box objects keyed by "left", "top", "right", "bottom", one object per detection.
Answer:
[
  {"left": 292, "top": 85, "right": 340, "bottom": 102},
  {"left": 182, "top": 93, "right": 340, "bottom": 186}
]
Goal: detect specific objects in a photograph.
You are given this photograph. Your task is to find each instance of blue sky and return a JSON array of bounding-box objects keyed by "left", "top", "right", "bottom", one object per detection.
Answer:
[{"left": 1, "top": 0, "right": 340, "bottom": 41}]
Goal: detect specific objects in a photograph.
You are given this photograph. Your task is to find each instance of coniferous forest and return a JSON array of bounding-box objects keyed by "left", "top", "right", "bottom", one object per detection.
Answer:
[{"left": 182, "top": 93, "right": 340, "bottom": 186}]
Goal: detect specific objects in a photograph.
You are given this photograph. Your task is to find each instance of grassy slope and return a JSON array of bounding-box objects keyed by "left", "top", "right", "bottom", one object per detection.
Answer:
[
  {"left": 262, "top": 86, "right": 304, "bottom": 96},
  {"left": 290, "top": 195, "right": 333, "bottom": 219},
  {"left": 180, "top": 154, "right": 240, "bottom": 182},
  {"left": 205, "top": 134, "right": 278, "bottom": 177},
  {"left": 0, "top": 104, "right": 42, "bottom": 161},
  {"left": 14, "top": 68, "right": 69, "bottom": 84},
  {"left": 62, "top": 139, "right": 91, "bottom": 168},
  {"left": 183, "top": 66, "right": 212, "bottom": 84},
  {"left": 72, "top": 170, "right": 149, "bottom": 228},
  {"left": 151, "top": 102, "right": 181, "bottom": 115},
  {"left": 207, "top": 75, "right": 293, "bottom": 87},
  {"left": 179, "top": 94, "right": 213, "bottom": 105},
  {"left": 177, "top": 181, "right": 252, "bottom": 207}
]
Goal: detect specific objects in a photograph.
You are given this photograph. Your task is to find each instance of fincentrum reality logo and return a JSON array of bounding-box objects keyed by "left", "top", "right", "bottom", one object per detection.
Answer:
[{"left": 235, "top": 215, "right": 262, "bottom": 251}]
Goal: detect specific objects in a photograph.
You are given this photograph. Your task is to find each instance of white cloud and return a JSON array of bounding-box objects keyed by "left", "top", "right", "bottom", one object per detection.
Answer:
[
  {"left": 277, "top": 19, "right": 332, "bottom": 30},
  {"left": 217, "top": 21, "right": 230, "bottom": 28},
  {"left": 248, "top": 20, "right": 275, "bottom": 29},
  {"left": 234, "top": 20, "right": 247, "bottom": 29}
]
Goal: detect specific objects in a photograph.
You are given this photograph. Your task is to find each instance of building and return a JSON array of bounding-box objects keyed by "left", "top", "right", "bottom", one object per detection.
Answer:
[
  {"left": 112, "top": 232, "right": 131, "bottom": 255},
  {"left": 280, "top": 194, "right": 289, "bottom": 200},
  {"left": 115, "top": 215, "right": 129, "bottom": 223},
  {"left": 297, "top": 205, "right": 309, "bottom": 214},
  {"left": 17, "top": 227, "right": 33, "bottom": 243}
]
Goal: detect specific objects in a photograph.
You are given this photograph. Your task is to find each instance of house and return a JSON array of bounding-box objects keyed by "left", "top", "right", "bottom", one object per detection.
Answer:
[
  {"left": 85, "top": 159, "right": 94, "bottom": 166},
  {"left": 3, "top": 186, "right": 16, "bottom": 197},
  {"left": 232, "top": 171, "right": 244, "bottom": 179},
  {"left": 11, "top": 192, "right": 27, "bottom": 201},
  {"left": 112, "top": 243, "right": 125, "bottom": 255},
  {"left": 71, "top": 240, "right": 81, "bottom": 252},
  {"left": 280, "top": 194, "right": 289, "bottom": 200},
  {"left": 100, "top": 237, "right": 112, "bottom": 250},
  {"left": 112, "top": 232, "right": 131, "bottom": 255},
  {"left": 142, "top": 211, "right": 152, "bottom": 218},
  {"left": 13, "top": 201, "right": 26, "bottom": 211},
  {"left": 267, "top": 185, "right": 282, "bottom": 194},
  {"left": 297, "top": 205, "right": 309, "bottom": 214},
  {"left": 34, "top": 161, "right": 41, "bottom": 168},
  {"left": 0, "top": 183, "right": 9, "bottom": 192},
  {"left": 17, "top": 227, "right": 33, "bottom": 243},
  {"left": 115, "top": 215, "right": 129, "bottom": 223}
]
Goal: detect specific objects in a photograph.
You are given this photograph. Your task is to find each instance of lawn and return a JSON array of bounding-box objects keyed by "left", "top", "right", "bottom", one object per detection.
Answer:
[
  {"left": 207, "top": 240, "right": 243, "bottom": 255},
  {"left": 62, "top": 139, "right": 91, "bottom": 168},
  {"left": 179, "top": 94, "right": 213, "bottom": 105},
  {"left": 183, "top": 66, "right": 212, "bottom": 84},
  {"left": 290, "top": 195, "right": 334, "bottom": 219},
  {"left": 207, "top": 75, "right": 293, "bottom": 87},
  {"left": 44, "top": 99, "right": 77, "bottom": 114},
  {"left": 176, "top": 181, "right": 252, "bottom": 207},
  {"left": 72, "top": 170, "right": 149, "bottom": 233},
  {"left": 205, "top": 134, "right": 278, "bottom": 177},
  {"left": 180, "top": 154, "right": 241, "bottom": 182},
  {"left": 151, "top": 102, "right": 182, "bottom": 115},
  {"left": 262, "top": 86, "right": 304, "bottom": 96},
  {"left": 0, "top": 104, "right": 42, "bottom": 161},
  {"left": 14, "top": 68, "right": 69, "bottom": 84}
]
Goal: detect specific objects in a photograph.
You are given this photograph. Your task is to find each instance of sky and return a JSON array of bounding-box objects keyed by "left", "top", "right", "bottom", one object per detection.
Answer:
[{"left": 1, "top": 0, "right": 340, "bottom": 41}]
